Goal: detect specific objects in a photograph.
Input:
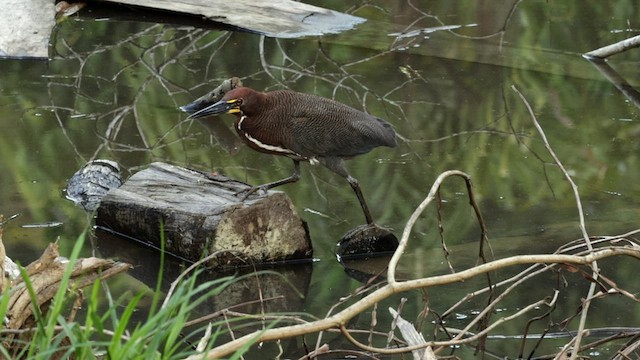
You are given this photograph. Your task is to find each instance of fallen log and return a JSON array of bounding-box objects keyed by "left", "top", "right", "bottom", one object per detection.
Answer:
[{"left": 95, "top": 162, "right": 313, "bottom": 268}]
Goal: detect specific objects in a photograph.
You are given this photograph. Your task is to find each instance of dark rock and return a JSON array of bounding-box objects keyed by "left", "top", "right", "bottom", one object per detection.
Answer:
[{"left": 336, "top": 223, "right": 398, "bottom": 261}]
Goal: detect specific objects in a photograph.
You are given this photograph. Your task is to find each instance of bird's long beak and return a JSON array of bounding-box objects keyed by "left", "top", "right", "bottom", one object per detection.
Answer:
[{"left": 180, "top": 99, "right": 241, "bottom": 119}]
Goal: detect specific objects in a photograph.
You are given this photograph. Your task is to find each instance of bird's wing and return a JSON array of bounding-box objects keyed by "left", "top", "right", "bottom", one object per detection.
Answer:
[{"left": 283, "top": 100, "right": 395, "bottom": 158}]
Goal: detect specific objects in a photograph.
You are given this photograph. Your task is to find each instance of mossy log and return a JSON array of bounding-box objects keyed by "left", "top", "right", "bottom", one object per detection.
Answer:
[{"left": 96, "top": 162, "right": 313, "bottom": 268}]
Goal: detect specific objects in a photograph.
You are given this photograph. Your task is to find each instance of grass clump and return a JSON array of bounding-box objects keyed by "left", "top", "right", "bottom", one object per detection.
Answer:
[{"left": 0, "top": 231, "right": 248, "bottom": 359}]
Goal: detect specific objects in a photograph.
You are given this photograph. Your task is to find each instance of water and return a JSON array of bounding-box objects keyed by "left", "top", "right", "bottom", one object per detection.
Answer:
[{"left": 1, "top": 0, "right": 639, "bottom": 358}]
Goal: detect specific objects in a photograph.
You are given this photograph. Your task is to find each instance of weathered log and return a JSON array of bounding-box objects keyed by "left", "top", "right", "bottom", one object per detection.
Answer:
[{"left": 95, "top": 162, "right": 313, "bottom": 268}]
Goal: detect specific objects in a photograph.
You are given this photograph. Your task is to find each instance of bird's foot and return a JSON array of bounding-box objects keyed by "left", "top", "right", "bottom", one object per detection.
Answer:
[{"left": 234, "top": 185, "right": 268, "bottom": 201}]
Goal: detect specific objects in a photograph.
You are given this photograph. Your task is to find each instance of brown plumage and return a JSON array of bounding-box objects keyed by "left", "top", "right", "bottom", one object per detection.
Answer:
[{"left": 181, "top": 86, "right": 396, "bottom": 224}]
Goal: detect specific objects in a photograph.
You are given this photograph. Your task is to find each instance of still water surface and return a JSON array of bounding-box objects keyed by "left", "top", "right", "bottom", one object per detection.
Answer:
[{"left": 1, "top": 0, "right": 639, "bottom": 358}]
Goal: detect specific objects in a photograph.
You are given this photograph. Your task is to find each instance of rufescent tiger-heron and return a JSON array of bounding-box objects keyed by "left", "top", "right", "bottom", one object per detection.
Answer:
[{"left": 180, "top": 87, "right": 396, "bottom": 225}]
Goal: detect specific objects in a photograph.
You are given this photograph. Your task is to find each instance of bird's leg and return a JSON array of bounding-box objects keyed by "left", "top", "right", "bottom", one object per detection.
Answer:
[
  {"left": 346, "top": 176, "right": 374, "bottom": 225},
  {"left": 236, "top": 160, "right": 301, "bottom": 200},
  {"left": 320, "top": 158, "right": 375, "bottom": 225}
]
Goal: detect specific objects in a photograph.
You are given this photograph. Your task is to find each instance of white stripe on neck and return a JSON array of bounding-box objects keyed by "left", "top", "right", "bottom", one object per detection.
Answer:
[{"left": 237, "top": 115, "right": 246, "bottom": 131}]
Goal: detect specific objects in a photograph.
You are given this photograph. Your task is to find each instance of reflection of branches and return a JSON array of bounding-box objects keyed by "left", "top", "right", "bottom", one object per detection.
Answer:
[
  {"left": 258, "top": 36, "right": 361, "bottom": 98},
  {"left": 258, "top": 34, "right": 430, "bottom": 130},
  {"left": 390, "top": 0, "right": 524, "bottom": 52},
  {"left": 585, "top": 57, "right": 640, "bottom": 108},
  {"left": 403, "top": 129, "right": 522, "bottom": 143},
  {"left": 47, "top": 24, "right": 234, "bottom": 171},
  {"left": 47, "top": 9, "right": 521, "bottom": 178}
]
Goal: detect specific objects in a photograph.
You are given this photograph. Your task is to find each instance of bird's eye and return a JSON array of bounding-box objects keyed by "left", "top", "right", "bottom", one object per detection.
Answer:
[{"left": 236, "top": 98, "right": 244, "bottom": 106}]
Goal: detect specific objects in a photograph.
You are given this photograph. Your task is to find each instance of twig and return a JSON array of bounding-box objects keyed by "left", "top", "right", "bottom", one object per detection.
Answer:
[
  {"left": 386, "top": 298, "right": 407, "bottom": 348},
  {"left": 511, "top": 85, "right": 598, "bottom": 360},
  {"left": 341, "top": 293, "right": 554, "bottom": 355},
  {"left": 66, "top": 290, "right": 84, "bottom": 323},
  {"left": 388, "top": 170, "right": 481, "bottom": 284},
  {"left": 583, "top": 34, "right": 640, "bottom": 59},
  {"left": 196, "top": 323, "right": 213, "bottom": 353},
  {"left": 297, "top": 344, "right": 330, "bottom": 359},
  {"left": 435, "top": 190, "right": 454, "bottom": 273},
  {"left": 314, "top": 272, "right": 383, "bottom": 352},
  {"left": 0, "top": 323, "right": 131, "bottom": 342}
]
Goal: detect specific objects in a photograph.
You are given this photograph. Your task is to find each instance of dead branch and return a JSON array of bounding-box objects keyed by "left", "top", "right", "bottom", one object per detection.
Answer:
[
  {"left": 583, "top": 34, "right": 640, "bottom": 59},
  {"left": 184, "top": 245, "right": 639, "bottom": 359},
  {"left": 438, "top": 227, "right": 640, "bottom": 345},
  {"left": 388, "top": 170, "right": 480, "bottom": 284},
  {"left": 0, "top": 227, "right": 131, "bottom": 349},
  {"left": 512, "top": 85, "right": 598, "bottom": 360},
  {"left": 388, "top": 307, "right": 436, "bottom": 360}
]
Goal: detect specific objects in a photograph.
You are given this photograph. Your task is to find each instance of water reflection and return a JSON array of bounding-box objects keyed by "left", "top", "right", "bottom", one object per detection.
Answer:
[{"left": 95, "top": 229, "right": 313, "bottom": 310}]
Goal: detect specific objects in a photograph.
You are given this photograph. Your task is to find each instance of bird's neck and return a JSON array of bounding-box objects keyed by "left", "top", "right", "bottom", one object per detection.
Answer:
[{"left": 240, "top": 91, "right": 269, "bottom": 117}]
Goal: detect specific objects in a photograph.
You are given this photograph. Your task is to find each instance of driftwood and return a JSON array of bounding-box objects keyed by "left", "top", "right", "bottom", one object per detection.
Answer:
[
  {"left": 388, "top": 308, "right": 437, "bottom": 360},
  {"left": 95, "top": 162, "right": 313, "bottom": 268},
  {"left": 3, "top": 0, "right": 363, "bottom": 59},
  {"left": 0, "top": 216, "right": 131, "bottom": 350},
  {"left": 6, "top": 245, "right": 130, "bottom": 330}
]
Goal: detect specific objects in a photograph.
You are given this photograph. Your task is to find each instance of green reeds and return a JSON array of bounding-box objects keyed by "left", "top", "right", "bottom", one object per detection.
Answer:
[{"left": 0, "top": 231, "right": 254, "bottom": 359}]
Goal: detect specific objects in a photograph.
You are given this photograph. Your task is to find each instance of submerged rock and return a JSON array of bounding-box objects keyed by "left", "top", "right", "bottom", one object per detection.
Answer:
[{"left": 336, "top": 223, "right": 398, "bottom": 261}]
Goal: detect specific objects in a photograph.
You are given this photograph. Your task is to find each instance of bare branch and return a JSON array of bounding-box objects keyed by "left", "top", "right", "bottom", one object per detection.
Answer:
[
  {"left": 183, "top": 246, "right": 640, "bottom": 359},
  {"left": 511, "top": 85, "right": 598, "bottom": 360},
  {"left": 584, "top": 34, "right": 640, "bottom": 59}
]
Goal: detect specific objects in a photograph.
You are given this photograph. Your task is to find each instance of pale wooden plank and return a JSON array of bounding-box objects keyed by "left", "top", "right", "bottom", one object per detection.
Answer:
[
  {"left": 98, "top": 0, "right": 365, "bottom": 38},
  {"left": 0, "top": 0, "right": 54, "bottom": 58}
]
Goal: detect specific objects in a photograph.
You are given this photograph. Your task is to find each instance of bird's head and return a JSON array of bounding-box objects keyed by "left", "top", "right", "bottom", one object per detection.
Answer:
[{"left": 180, "top": 87, "right": 259, "bottom": 119}]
